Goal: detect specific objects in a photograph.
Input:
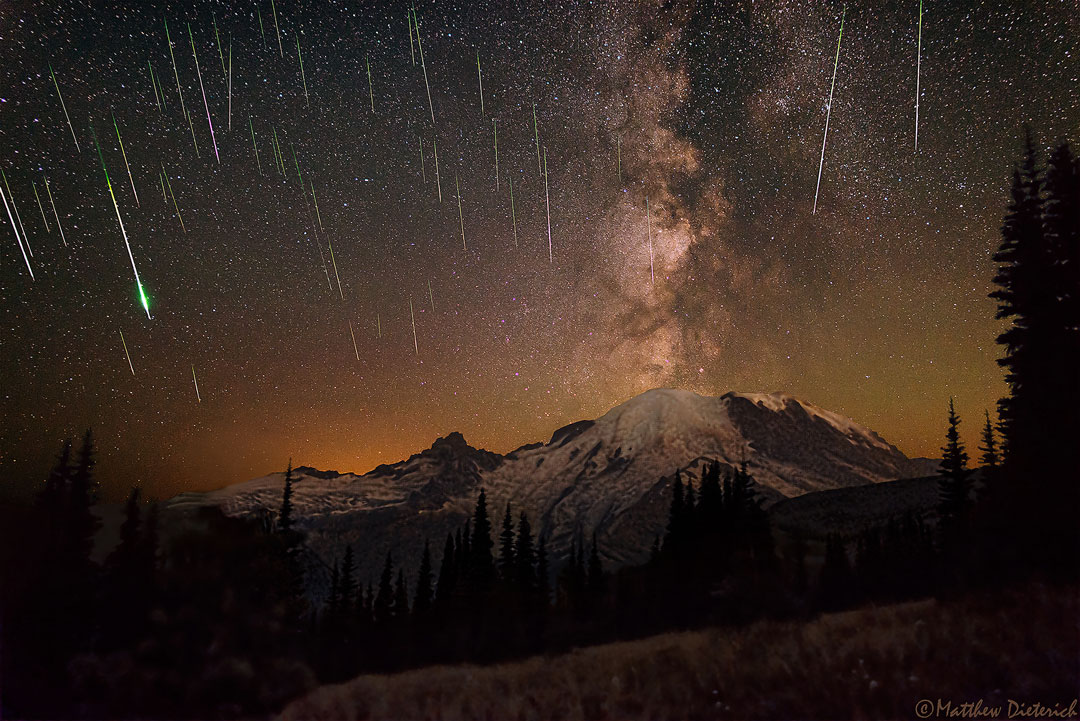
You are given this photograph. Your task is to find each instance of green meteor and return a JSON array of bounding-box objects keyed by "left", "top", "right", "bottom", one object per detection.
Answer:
[
  {"left": 296, "top": 36, "right": 309, "bottom": 107},
  {"left": 49, "top": 62, "right": 80, "bottom": 152},
  {"left": 91, "top": 123, "right": 151, "bottom": 319},
  {"left": 112, "top": 111, "right": 139, "bottom": 207},
  {"left": 32, "top": 181, "right": 51, "bottom": 233},
  {"left": 148, "top": 60, "right": 161, "bottom": 111},
  {"left": 812, "top": 5, "right": 845, "bottom": 215}
]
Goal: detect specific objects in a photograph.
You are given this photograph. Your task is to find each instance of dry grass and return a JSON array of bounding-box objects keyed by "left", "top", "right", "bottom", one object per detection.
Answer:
[{"left": 281, "top": 584, "right": 1079, "bottom": 721}]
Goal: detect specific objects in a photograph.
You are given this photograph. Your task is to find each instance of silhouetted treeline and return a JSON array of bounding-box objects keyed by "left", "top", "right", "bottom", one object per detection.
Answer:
[{"left": 1, "top": 137, "right": 1076, "bottom": 720}]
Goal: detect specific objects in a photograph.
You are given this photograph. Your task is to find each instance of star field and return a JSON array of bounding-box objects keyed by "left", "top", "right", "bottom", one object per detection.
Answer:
[{"left": 1, "top": 0, "right": 1076, "bottom": 499}]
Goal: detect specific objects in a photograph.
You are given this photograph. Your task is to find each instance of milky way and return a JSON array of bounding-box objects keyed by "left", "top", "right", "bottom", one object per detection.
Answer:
[{"left": 0, "top": 0, "right": 1076, "bottom": 499}]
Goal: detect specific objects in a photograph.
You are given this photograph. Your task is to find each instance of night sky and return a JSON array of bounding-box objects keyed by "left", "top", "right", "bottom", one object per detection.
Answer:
[{"left": 1, "top": 0, "right": 1076, "bottom": 500}]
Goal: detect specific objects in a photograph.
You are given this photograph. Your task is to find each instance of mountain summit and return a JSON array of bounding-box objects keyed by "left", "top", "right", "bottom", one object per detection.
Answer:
[{"left": 168, "top": 388, "right": 930, "bottom": 582}]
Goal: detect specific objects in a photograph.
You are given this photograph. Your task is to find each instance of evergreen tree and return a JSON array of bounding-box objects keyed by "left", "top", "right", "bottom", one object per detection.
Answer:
[
  {"left": 979, "top": 410, "right": 999, "bottom": 469},
  {"left": 818, "top": 535, "right": 854, "bottom": 611},
  {"left": 374, "top": 551, "right": 394, "bottom": 622},
  {"left": 663, "top": 470, "right": 685, "bottom": 556},
  {"left": 66, "top": 429, "right": 99, "bottom": 564},
  {"left": 698, "top": 462, "right": 723, "bottom": 527},
  {"left": 514, "top": 511, "right": 535, "bottom": 593},
  {"left": 938, "top": 398, "right": 973, "bottom": 524},
  {"left": 413, "top": 540, "right": 433, "bottom": 616},
  {"left": 536, "top": 535, "right": 550, "bottom": 606},
  {"left": 587, "top": 532, "right": 604, "bottom": 595},
  {"left": 279, "top": 458, "right": 295, "bottom": 533},
  {"left": 392, "top": 569, "right": 409, "bottom": 618},
  {"left": 498, "top": 501, "right": 516, "bottom": 579},
  {"left": 469, "top": 489, "right": 495, "bottom": 590},
  {"left": 339, "top": 545, "right": 356, "bottom": 610},
  {"left": 328, "top": 559, "right": 341, "bottom": 617},
  {"left": 436, "top": 532, "right": 456, "bottom": 604}
]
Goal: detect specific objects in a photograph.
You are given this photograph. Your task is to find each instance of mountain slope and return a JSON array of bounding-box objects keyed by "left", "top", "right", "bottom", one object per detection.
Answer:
[{"left": 166, "top": 389, "right": 931, "bottom": 588}]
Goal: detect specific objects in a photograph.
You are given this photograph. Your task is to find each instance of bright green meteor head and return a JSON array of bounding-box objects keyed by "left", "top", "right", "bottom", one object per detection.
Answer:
[{"left": 138, "top": 283, "right": 150, "bottom": 314}]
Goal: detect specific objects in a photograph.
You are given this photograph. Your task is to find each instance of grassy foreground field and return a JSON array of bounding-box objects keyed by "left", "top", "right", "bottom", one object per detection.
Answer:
[{"left": 281, "top": 583, "right": 1079, "bottom": 721}]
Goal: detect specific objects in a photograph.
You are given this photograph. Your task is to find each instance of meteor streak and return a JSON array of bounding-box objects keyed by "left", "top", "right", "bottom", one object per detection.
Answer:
[
  {"left": 914, "top": 0, "right": 923, "bottom": 151},
  {"left": 812, "top": 5, "right": 845, "bottom": 215},
  {"left": 188, "top": 23, "right": 220, "bottom": 164},
  {"left": 413, "top": 9, "right": 435, "bottom": 125},
  {"left": 271, "top": 0, "right": 283, "bottom": 57},
  {"left": 419, "top": 136, "right": 425, "bottom": 181},
  {"left": 249, "top": 117, "right": 261, "bottom": 172},
  {"left": 617, "top": 136, "right": 621, "bottom": 183},
  {"left": 2, "top": 170, "right": 30, "bottom": 256},
  {"left": 228, "top": 39, "right": 232, "bottom": 131},
  {"left": 192, "top": 365, "right": 201, "bottom": 402},
  {"left": 543, "top": 147, "right": 552, "bottom": 263},
  {"left": 349, "top": 320, "right": 360, "bottom": 360},
  {"left": 148, "top": 61, "right": 161, "bottom": 111},
  {"left": 49, "top": 63, "right": 80, "bottom": 152},
  {"left": 1, "top": 183, "right": 33, "bottom": 279},
  {"left": 493, "top": 119, "right": 499, "bottom": 192},
  {"left": 160, "top": 171, "right": 167, "bottom": 202},
  {"left": 187, "top": 110, "right": 200, "bottom": 158},
  {"left": 456, "top": 173, "right": 465, "bottom": 250},
  {"left": 92, "top": 125, "right": 151, "bottom": 319},
  {"left": 509, "top": 176, "right": 518, "bottom": 247},
  {"left": 433, "top": 138, "right": 442, "bottom": 201},
  {"left": 311, "top": 182, "right": 323, "bottom": 229},
  {"left": 296, "top": 36, "right": 309, "bottom": 107},
  {"left": 213, "top": 14, "right": 227, "bottom": 79},
  {"left": 119, "top": 329, "right": 135, "bottom": 375},
  {"left": 476, "top": 51, "right": 484, "bottom": 115},
  {"left": 377, "top": 312, "right": 382, "bottom": 338},
  {"left": 533, "top": 104, "right": 541, "bottom": 173},
  {"left": 257, "top": 7, "right": 266, "bottom": 49},
  {"left": 43, "top": 176, "right": 66, "bottom": 246},
  {"left": 407, "top": 12, "right": 415, "bottom": 65},
  {"left": 428, "top": 280, "right": 434, "bottom": 312},
  {"left": 164, "top": 19, "right": 188, "bottom": 125},
  {"left": 409, "top": 298, "right": 418, "bottom": 355},
  {"left": 327, "top": 235, "right": 343, "bottom": 300},
  {"left": 366, "top": 55, "right": 374, "bottom": 112},
  {"left": 32, "top": 181, "right": 50, "bottom": 232},
  {"left": 162, "top": 164, "right": 185, "bottom": 232},
  {"left": 112, "top": 112, "right": 139, "bottom": 207}
]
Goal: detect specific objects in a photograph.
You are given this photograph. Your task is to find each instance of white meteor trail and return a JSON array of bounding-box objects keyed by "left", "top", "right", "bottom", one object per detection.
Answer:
[
  {"left": 409, "top": 298, "right": 418, "bottom": 355},
  {"left": 914, "top": 0, "right": 923, "bottom": 151},
  {"left": 119, "top": 329, "right": 135, "bottom": 375},
  {"left": 328, "top": 236, "right": 343, "bottom": 300},
  {"left": 509, "top": 175, "right": 518, "bottom": 246},
  {"left": 434, "top": 138, "right": 442, "bottom": 201},
  {"left": 271, "top": 0, "right": 283, "bottom": 57},
  {"left": 43, "top": 175, "right": 67, "bottom": 246},
  {"left": 1, "top": 184, "right": 33, "bottom": 279},
  {"left": 189, "top": 23, "right": 220, "bottom": 164},
  {"left": 419, "top": 136, "right": 426, "bottom": 182},
  {"left": 812, "top": 5, "right": 845, "bottom": 215},
  {"left": 366, "top": 55, "right": 374, "bottom": 112},
  {"left": 428, "top": 279, "right": 435, "bottom": 312},
  {"left": 493, "top": 119, "right": 499, "bottom": 192},
  {"left": 456, "top": 173, "right": 465, "bottom": 250},
  {"left": 192, "top": 365, "right": 201, "bottom": 402},
  {"left": 543, "top": 147, "right": 552, "bottom": 263},
  {"left": 349, "top": 320, "right": 360, "bottom": 360},
  {"left": 413, "top": 9, "right": 435, "bottom": 125},
  {"left": 2, "top": 170, "right": 30, "bottom": 256},
  {"left": 476, "top": 51, "right": 484, "bottom": 115},
  {"left": 49, "top": 63, "right": 80, "bottom": 152},
  {"left": 533, "top": 104, "right": 541, "bottom": 173}
]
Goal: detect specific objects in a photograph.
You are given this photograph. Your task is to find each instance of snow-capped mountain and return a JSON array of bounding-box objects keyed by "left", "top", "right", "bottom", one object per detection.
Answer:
[{"left": 166, "top": 389, "right": 932, "bottom": 585}]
